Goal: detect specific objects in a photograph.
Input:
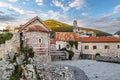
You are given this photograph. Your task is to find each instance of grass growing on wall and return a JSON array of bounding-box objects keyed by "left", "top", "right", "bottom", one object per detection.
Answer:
[{"left": 0, "top": 32, "right": 13, "bottom": 44}]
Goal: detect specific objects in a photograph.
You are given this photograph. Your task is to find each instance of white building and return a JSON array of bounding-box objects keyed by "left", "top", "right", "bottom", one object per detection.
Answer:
[{"left": 51, "top": 32, "right": 120, "bottom": 59}]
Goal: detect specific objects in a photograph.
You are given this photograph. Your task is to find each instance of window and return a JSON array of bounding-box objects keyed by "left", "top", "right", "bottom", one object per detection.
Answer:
[
  {"left": 117, "top": 45, "right": 120, "bottom": 48},
  {"left": 104, "top": 45, "right": 110, "bottom": 49},
  {"left": 85, "top": 46, "right": 89, "bottom": 49},
  {"left": 93, "top": 46, "right": 97, "bottom": 49},
  {"left": 39, "top": 39, "right": 42, "bottom": 43}
]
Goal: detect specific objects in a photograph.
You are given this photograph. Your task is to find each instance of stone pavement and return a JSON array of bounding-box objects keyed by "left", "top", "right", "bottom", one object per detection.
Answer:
[{"left": 51, "top": 63, "right": 89, "bottom": 80}]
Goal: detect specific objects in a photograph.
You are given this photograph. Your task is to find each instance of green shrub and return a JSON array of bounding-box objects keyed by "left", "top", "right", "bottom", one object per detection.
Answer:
[
  {"left": 74, "top": 41, "right": 78, "bottom": 49},
  {"left": 60, "top": 48, "right": 75, "bottom": 60},
  {"left": 17, "top": 45, "right": 34, "bottom": 60},
  {"left": 0, "top": 32, "right": 13, "bottom": 44},
  {"left": 60, "top": 48, "right": 67, "bottom": 51},
  {"left": 67, "top": 40, "right": 74, "bottom": 48},
  {"left": 0, "top": 58, "right": 2, "bottom": 61},
  {"left": 67, "top": 50, "right": 74, "bottom": 60},
  {"left": 17, "top": 66, "right": 23, "bottom": 76},
  {"left": 9, "top": 59, "right": 16, "bottom": 63}
]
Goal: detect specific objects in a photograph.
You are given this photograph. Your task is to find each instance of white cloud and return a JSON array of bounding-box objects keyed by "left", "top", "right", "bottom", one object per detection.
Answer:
[
  {"left": 52, "top": 0, "right": 70, "bottom": 11},
  {"left": 36, "top": 0, "right": 43, "bottom": 6},
  {"left": 9, "top": 7, "right": 24, "bottom": 14},
  {"left": 0, "top": 1, "right": 36, "bottom": 18},
  {"left": 81, "top": 12, "right": 89, "bottom": 16},
  {"left": 8, "top": 0, "right": 17, "bottom": 2},
  {"left": 0, "top": 1, "right": 10, "bottom": 7},
  {"left": 69, "top": 0, "right": 84, "bottom": 9},
  {"left": 113, "top": 4, "right": 120, "bottom": 14},
  {"left": 38, "top": 10, "right": 70, "bottom": 22},
  {"left": 25, "top": 11, "right": 37, "bottom": 17},
  {"left": 52, "top": 0, "right": 85, "bottom": 11},
  {"left": 23, "top": 2, "right": 26, "bottom": 5}
]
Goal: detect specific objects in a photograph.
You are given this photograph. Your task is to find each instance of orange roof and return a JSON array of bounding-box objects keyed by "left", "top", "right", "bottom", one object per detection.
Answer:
[
  {"left": 18, "top": 16, "right": 51, "bottom": 32},
  {"left": 55, "top": 32, "right": 75, "bottom": 41},
  {"left": 50, "top": 39, "right": 56, "bottom": 44},
  {"left": 26, "top": 25, "right": 49, "bottom": 32},
  {"left": 75, "top": 36, "right": 120, "bottom": 43},
  {"left": 55, "top": 32, "right": 120, "bottom": 42}
]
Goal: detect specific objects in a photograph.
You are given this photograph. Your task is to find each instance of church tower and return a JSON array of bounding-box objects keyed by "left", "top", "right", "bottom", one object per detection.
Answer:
[{"left": 73, "top": 20, "right": 78, "bottom": 34}]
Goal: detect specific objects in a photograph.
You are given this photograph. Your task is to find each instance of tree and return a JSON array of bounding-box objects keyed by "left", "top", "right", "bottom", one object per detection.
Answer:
[
  {"left": 67, "top": 40, "right": 74, "bottom": 50},
  {"left": 5, "top": 26, "right": 12, "bottom": 31}
]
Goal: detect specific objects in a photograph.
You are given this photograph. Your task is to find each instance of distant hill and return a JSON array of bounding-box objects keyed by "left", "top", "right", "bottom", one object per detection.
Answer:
[
  {"left": 44, "top": 20, "right": 73, "bottom": 32},
  {"left": 44, "top": 20, "right": 111, "bottom": 36},
  {"left": 114, "top": 30, "right": 120, "bottom": 35}
]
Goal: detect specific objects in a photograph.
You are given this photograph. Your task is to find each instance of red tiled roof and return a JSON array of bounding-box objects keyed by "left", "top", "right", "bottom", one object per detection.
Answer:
[
  {"left": 18, "top": 16, "right": 51, "bottom": 32},
  {"left": 50, "top": 39, "right": 56, "bottom": 44},
  {"left": 55, "top": 32, "right": 120, "bottom": 43},
  {"left": 55, "top": 32, "right": 75, "bottom": 41},
  {"left": 26, "top": 25, "right": 49, "bottom": 32},
  {"left": 75, "top": 36, "right": 120, "bottom": 43}
]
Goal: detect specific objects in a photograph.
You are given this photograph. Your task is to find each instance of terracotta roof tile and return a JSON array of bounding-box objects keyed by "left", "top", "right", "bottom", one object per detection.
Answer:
[
  {"left": 55, "top": 32, "right": 120, "bottom": 42},
  {"left": 26, "top": 25, "right": 49, "bottom": 32},
  {"left": 76, "top": 36, "right": 120, "bottom": 43},
  {"left": 55, "top": 32, "right": 75, "bottom": 41}
]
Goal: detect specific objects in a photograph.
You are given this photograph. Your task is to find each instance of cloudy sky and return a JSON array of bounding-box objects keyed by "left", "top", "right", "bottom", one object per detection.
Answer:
[{"left": 0, "top": 0, "right": 120, "bottom": 33}]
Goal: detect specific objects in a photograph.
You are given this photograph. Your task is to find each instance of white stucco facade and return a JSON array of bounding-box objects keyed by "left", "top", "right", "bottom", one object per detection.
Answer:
[
  {"left": 55, "top": 41, "right": 120, "bottom": 58},
  {"left": 81, "top": 42, "right": 120, "bottom": 57}
]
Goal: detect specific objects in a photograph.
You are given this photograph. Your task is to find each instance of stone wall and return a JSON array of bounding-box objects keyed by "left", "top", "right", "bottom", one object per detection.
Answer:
[
  {"left": 0, "top": 44, "right": 5, "bottom": 58},
  {"left": 0, "top": 33, "right": 20, "bottom": 58},
  {"left": 96, "top": 56, "right": 120, "bottom": 63},
  {"left": 24, "top": 32, "right": 50, "bottom": 55}
]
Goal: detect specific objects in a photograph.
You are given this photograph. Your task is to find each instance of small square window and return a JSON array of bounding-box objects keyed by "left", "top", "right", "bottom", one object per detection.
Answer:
[
  {"left": 104, "top": 45, "right": 109, "bottom": 49},
  {"left": 93, "top": 46, "right": 97, "bottom": 49},
  {"left": 85, "top": 46, "right": 89, "bottom": 49}
]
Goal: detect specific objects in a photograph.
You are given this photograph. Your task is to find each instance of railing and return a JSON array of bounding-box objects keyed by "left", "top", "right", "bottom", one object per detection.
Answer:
[{"left": 50, "top": 50, "right": 69, "bottom": 61}]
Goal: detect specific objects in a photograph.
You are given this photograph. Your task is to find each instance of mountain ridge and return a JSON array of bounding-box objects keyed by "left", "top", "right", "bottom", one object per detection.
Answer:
[{"left": 44, "top": 19, "right": 111, "bottom": 36}]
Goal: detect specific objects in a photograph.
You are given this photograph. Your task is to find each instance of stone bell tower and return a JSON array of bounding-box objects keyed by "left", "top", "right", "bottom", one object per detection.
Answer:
[{"left": 73, "top": 20, "right": 78, "bottom": 34}]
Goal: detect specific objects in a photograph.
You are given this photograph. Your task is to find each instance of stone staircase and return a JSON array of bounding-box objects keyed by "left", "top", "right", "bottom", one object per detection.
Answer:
[{"left": 72, "top": 54, "right": 80, "bottom": 60}]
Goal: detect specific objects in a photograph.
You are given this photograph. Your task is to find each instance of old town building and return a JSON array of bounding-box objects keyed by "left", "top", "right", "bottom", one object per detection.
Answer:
[
  {"left": 0, "top": 16, "right": 51, "bottom": 62},
  {"left": 51, "top": 32, "right": 120, "bottom": 59}
]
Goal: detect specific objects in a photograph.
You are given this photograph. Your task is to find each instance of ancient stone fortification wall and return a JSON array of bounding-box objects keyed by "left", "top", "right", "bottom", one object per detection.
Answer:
[
  {"left": 0, "top": 33, "right": 20, "bottom": 58},
  {"left": 0, "top": 44, "right": 5, "bottom": 58}
]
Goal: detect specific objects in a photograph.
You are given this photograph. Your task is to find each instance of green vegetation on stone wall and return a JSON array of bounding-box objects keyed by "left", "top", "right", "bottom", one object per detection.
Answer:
[
  {"left": 60, "top": 48, "right": 74, "bottom": 60},
  {"left": 0, "top": 32, "right": 13, "bottom": 44}
]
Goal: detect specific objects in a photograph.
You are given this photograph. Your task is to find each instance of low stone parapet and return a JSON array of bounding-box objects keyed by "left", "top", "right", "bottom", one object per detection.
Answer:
[{"left": 95, "top": 56, "right": 120, "bottom": 63}]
